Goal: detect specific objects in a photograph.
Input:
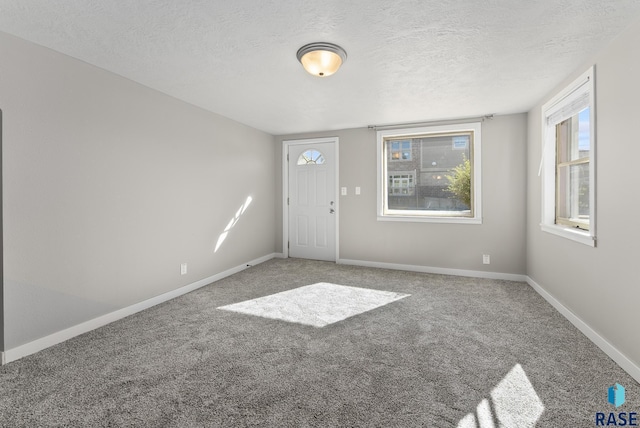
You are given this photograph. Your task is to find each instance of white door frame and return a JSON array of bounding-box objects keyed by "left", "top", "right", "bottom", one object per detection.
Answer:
[{"left": 282, "top": 137, "right": 339, "bottom": 261}]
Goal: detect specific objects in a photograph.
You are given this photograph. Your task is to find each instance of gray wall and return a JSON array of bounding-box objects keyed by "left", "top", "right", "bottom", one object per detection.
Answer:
[
  {"left": 277, "top": 114, "right": 527, "bottom": 275},
  {"left": 0, "top": 32, "right": 277, "bottom": 349},
  {"left": 526, "top": 19, "right": 640, "bottom": 367}
]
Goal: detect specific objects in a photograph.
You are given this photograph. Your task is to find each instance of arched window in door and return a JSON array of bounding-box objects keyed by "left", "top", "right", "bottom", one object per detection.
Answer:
[{"left": 297, "top": 149, "right": 325, "bottom": 165}]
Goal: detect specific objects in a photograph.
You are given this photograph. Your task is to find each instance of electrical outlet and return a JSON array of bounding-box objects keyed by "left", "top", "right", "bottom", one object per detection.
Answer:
[
  {"left": 341, "top": 187, "right": 347, "bottom": 196},
  {"left": 355, "top": 186, "right": 361, "bottom": 195},
  {"left": 483, "top": 254, "right": 490, "bottom": 265},
  {"left": 180, "top": 263, "right": 188, "bottom": 275}
]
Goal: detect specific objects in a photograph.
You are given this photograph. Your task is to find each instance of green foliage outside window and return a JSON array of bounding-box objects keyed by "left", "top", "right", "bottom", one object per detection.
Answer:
[{"left": 446, "top": 158, "right": 471, "bottom": 207}]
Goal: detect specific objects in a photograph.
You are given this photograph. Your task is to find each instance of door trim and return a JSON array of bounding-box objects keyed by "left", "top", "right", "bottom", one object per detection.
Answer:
[{"left": 282, "top": 137, "right": 339, "bottom": 261}]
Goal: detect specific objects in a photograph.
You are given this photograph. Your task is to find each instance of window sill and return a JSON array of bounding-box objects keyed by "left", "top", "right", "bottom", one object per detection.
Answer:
[
  {"left": 540, "top": 223, "right": 595, "bottom": 247},
  {"left": 378, "top": 214, "right": 482, "bottom": 224}
]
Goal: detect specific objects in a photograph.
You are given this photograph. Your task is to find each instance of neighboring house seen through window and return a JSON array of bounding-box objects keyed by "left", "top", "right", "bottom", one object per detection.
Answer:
[
  {"left": 390, "top": 140, "right": 412, "bottom": 161},
  {"left": 377, "top": 122, "right": 482, "bottom": 223},
  {"left": 388, "top": 172, "right": 416, "bottom": 196}
]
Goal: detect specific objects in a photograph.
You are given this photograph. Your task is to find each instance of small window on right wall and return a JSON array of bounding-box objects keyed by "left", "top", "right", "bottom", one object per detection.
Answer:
[{"left": 540, "top": 66, "right": 596, "bottom": 246}]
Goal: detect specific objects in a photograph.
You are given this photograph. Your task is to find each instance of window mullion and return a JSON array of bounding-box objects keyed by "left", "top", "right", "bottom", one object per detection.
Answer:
[{"left": 558, "top": 158, "right": 589, "bottom": 168}]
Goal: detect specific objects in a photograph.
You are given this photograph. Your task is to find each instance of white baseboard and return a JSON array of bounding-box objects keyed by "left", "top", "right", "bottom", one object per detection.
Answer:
[
  {"left": 338, "top": 258, "right": 528, "bottom": 282},
  {"left": 0, "top": 352, "right": 5, "bottom": 365},
  {"left": 527, "top": 276, "right": 640, "bottom": 384},
  {"left": 2, "top": 253, "right": 278, "bottom": 365}
]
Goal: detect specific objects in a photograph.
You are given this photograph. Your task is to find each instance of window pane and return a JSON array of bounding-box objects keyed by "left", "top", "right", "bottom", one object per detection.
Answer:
[
  {"left": 557, "top": 163, "right": 589, "bottom": 227},
  {"left": 385, "top": 132, "right": 472, "bottom": 214},
  {"left": 388, "top": 172, "right": 415, "bottom": 197},
  {"left": 555, "top": 106, "right": 590, "bottom": 230},
  {"left": 452, "top": 136, "right": 469, "bottom": 150},
  {"left": 557, "top": 107, "right": 589, "bottom": 163},
  {"left": 297, "top": 149, "right": 325, "bottom": 165},
  {"left": 578, "top": 108, "right": 590, "bottom": 152},
  {"left": 389, "top": 139, "right": 412, "bottom": 161}
]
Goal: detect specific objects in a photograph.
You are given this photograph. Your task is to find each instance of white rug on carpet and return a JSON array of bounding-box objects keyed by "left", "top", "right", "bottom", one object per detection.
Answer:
[{"left": 217, "top": 282, "right": 410, "bottom": 327}]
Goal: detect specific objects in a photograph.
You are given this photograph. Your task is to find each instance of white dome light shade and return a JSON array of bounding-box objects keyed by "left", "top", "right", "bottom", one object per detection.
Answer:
[{"left": 296, "top": 42, "right": 347, "bottom": 77}]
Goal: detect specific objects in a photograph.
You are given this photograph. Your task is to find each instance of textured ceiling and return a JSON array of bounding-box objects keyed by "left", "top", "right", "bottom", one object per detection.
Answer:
[{"left": 1, "top": 1, "right": 640, "bottom": 135}]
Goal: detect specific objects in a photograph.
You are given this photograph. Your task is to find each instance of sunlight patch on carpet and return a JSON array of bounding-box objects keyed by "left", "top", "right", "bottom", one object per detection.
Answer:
[
  {"left": 217, "top": 282, "right": 410, "bottom": 327},
  {"left": 457, "top": 363, "right": 544, "bottom": 428}
]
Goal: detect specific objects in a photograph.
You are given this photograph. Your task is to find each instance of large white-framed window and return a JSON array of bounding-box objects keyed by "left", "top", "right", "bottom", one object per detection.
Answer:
[
  {"left": 377, "top": 122, "right": 482, "bottom": 223},
  {"left": 540, "top": 66, "right": 596, "bottom": 246}
]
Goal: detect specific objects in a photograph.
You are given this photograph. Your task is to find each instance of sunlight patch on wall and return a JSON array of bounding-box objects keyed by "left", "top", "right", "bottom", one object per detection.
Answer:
[{"left": 214, "top": 196, "right": 252, "bottom": 253}]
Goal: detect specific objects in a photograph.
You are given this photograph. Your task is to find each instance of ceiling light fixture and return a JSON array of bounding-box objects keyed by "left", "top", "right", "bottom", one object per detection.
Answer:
[{"left": 296, "top": 42, "right": 347, "bottom": 77}]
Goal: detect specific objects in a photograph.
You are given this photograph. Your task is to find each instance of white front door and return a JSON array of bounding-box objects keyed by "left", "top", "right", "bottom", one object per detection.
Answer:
[{"left": 287, "top": 139, "right": 337, "bottom": 261}]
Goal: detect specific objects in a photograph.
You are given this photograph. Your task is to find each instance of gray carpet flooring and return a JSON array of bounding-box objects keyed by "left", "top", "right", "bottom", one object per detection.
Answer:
[{"left": 0, "top": 258, "right": 638, "bottom": 427}]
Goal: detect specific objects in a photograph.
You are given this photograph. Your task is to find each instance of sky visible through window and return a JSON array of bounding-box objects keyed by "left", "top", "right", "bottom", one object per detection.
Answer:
[{"left": 578, "top": 107, "right": 590, "bottom": 152}]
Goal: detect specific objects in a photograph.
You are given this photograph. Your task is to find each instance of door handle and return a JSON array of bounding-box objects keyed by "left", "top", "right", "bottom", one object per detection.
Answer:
[{"left": 329, "top": 208, "right": 335, "bottom": 214}]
